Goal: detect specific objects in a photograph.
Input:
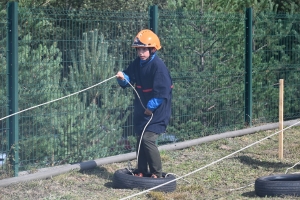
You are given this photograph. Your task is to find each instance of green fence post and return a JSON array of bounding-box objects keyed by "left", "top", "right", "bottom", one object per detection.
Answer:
[
  {"left": 149, "top": 5, "right": 158, "bottom": 34},
  {"left": 245, "top": 8, "right": 253, "bottom": 126},
  {"left": 7, "top": 1, "right": 19, "bottom": 177}
]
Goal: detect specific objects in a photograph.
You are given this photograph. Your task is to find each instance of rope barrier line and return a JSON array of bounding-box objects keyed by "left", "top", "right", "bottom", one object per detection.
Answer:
[
  {"left": 1, "top": 72, "right": 150, "bottom": 175},
  {"left": 120, "top": 120, "right": 300, "bottom": 200},
  {"left": 3, "top": 73, "right": 300, "bottom": 198},
  {"left": 1, "top": 72, "right": 150, "bottom": 174},
  {"left": 0, "top": 75, "right": 117, "bottom": 122},
  {"left": 124, "top": 79, "right": 153, "bottom": 169},
  {"left": 285, "top": 160, "right": 300, "bottom": 174}
]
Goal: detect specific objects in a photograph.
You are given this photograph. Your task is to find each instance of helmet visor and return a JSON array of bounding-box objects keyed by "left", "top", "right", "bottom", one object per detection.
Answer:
[{"left": 132, "top": 37, "right": 147, "bottom": 48}]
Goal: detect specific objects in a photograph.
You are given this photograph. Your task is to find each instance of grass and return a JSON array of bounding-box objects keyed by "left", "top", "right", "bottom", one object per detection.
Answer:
[{"left": 1, "top": 126, "right": 300, "bottom": 200}]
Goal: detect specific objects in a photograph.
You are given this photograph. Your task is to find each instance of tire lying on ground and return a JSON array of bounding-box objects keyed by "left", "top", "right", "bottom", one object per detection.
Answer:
[
  {"left": 255, "top": 173, "right": 300, "bottom": 197},
  {"left": 113, "top": 168, "right": 176, "bottom": 192}
]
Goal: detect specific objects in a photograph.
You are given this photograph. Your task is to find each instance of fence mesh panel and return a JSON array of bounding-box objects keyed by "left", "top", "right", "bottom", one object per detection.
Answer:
[
  {"left": 0, "top": 8, "right": 7, "bottom": 170},
  {"left": 159, "top": 11, "right": 245, "bottom": 140},
  {"left": 253, "top": 12, "right": 300, "bottom": 123},
  {"left": 1, "top": 7, "right": 300, "bottom": 175},
  {"left": 16, "top": 8, "right": 149, "bottom": 170}
]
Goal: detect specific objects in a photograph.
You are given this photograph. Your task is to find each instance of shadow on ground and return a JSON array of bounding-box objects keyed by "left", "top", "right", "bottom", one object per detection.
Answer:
[
  {"left": 234, "top": 155, "right": 293, "bottom": 172},
  {"left": 242, "top": 191, "right": 257, "bottom": 198},
  {"left": 104, "top": 181, "right": 114, "bottom": 188},
  {"left": 79, "top": 165, "right": 114, "bottom": 180}
]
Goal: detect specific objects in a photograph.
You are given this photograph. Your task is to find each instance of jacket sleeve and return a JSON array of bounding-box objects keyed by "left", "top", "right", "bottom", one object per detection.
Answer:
[{"left": 147, "top": 98, "right": 163, "bottom": 111}]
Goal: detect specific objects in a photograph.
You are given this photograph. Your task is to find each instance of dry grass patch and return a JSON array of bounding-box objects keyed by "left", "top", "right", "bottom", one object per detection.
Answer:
[{"left": 1, "top": 126, "right": 300, "bottom": 199}]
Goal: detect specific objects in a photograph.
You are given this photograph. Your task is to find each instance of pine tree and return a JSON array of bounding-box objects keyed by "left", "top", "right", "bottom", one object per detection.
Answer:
[
  {"left": 251, "top": 11, "right": 300, "bottom": 123},
  {"left": 0, "top": 6, "right": 6, "bottom": 158},
  {"left": 54, "top": 29, "right": 132, "bottom": 163},
  {"left": 15, "top": 29, "right": 133, "bottom": 167},
  {"left": 16, "top": 33, "right": 65, "bottom": 169},
  {"left": 159, "top": 10, "right": 245, "bottom": 140}
]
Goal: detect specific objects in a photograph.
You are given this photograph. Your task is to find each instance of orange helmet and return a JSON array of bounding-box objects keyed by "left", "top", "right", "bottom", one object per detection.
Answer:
[{"left": 132, "top": 29, "right": 161, "bottom": 50}]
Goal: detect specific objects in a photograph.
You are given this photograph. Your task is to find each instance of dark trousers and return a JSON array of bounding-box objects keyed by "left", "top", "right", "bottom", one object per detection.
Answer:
[{"left": 136, "top": 131, "right": 162, "bottom": 177}]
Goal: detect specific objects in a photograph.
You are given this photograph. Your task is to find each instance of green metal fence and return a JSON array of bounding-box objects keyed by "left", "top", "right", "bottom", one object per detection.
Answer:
[
  {"left": 253, "top": 12, "right": 300, "bottom": 123},
  {"left": 1, "top": 3, "right": 300, "bottom": 177},
  {"left": 158, "top": 10, "right": 246, "bottom": 140},
  {"left": 14, "top": 7, "right": 149, "bottom": 171}
]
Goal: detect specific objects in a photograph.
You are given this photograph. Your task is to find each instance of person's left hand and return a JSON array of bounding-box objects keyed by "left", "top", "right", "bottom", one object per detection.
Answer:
[{"left": 144, "top": 108, "right": 152, "bottom": 115}]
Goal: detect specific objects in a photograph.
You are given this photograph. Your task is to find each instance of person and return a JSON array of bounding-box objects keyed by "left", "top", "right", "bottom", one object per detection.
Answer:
[{"left": 116, "top": 29, "right": 173, "bottom": 178}]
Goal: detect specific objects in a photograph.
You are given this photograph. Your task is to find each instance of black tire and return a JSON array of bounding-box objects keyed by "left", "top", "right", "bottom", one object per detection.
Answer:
[
  {"left": 255, "top": 173, "right": 300, "bottom": 197},
  {"left": 113, "top": 168, "right": 176, "bottom": 192}
]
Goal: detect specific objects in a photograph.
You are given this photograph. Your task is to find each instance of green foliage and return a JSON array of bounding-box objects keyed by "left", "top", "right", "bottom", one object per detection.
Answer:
[
  {"left": 165, "top": 0, "right": 300, "bottom": 13},
  {"left": 159, "top": 6, "right": 300, "bottom": 140},
  {"left": 160, "top": 11, "right": 245, "bottom": 140},
  {"left": 16, "top": 33, "right": 65, "bottom": 168},
  {"left": 15, "top": 28, "right": 133, "bottom": 167},
  {"left": 252, "top": 11, "right": 300, "bottom": 123},
  {"left": 272, "top": 0, "right": 300, "bottom": 13},
  {"left": 6, "top": 0, "right": 300, "bottom": 13},
  {"left": 0, "top": 16, "right": 6, "bottom": 154},
  {"left": 1, "top": 2, "right": 300, "bottom": 172},
  {"left": 55, "top": 29, "right": 132, "bottom": 163},
  {"left": 14, "top": 0, "right": 169, "bottom": 11}
]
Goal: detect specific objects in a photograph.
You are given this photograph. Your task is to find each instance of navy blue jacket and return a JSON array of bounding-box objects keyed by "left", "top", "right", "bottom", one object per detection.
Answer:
[{"left": 121, "top": 56, "right": 173, "bottom": 135}]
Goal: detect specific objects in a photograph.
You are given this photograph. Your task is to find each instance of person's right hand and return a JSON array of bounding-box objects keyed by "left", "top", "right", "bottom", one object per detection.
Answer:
[{"left": 116, "top": 71, "right": 124, "bottom": 80}]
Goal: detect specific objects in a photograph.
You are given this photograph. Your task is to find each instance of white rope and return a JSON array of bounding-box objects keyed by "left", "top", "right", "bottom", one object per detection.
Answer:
[
  {"left": 227, "top": 157, "right": 300, "bottom": 192},
  {"left": 126, "top": 80, "right": 146, "bottom": 110},
  {"left": 285, "top": 160, "right": 300, "bottom": 174},
  {"left": 227, "top": 157, "right": 300, "bottom": 191},
  {"left": 229, "top": 157, "right": 300, "bottom": 191},
  {"left": 120, "top": 120, "right": 300, "bottom": 200},
  {"left": 135, "top": 114, "right": 153, "bottom": 168},
  {"left": 228, "top": 183, "right": 254, "bottom": 191},
  {"left": 124, "top": 80, "right": 153, "bottom": 169},
  {"left": 2, "top": 72, "right": 151, "bottom": 173},
  {"left": 0, "top": 75, "right": 117, "bottom": 122},
  {"left": 4, "top": 73, "right": 300, "bottom": 197}
]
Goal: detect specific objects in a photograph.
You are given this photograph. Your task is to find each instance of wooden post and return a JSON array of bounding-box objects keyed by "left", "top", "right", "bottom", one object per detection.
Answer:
[{"left": 279, "top": 79, "right": 284, "bottom": 160}]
